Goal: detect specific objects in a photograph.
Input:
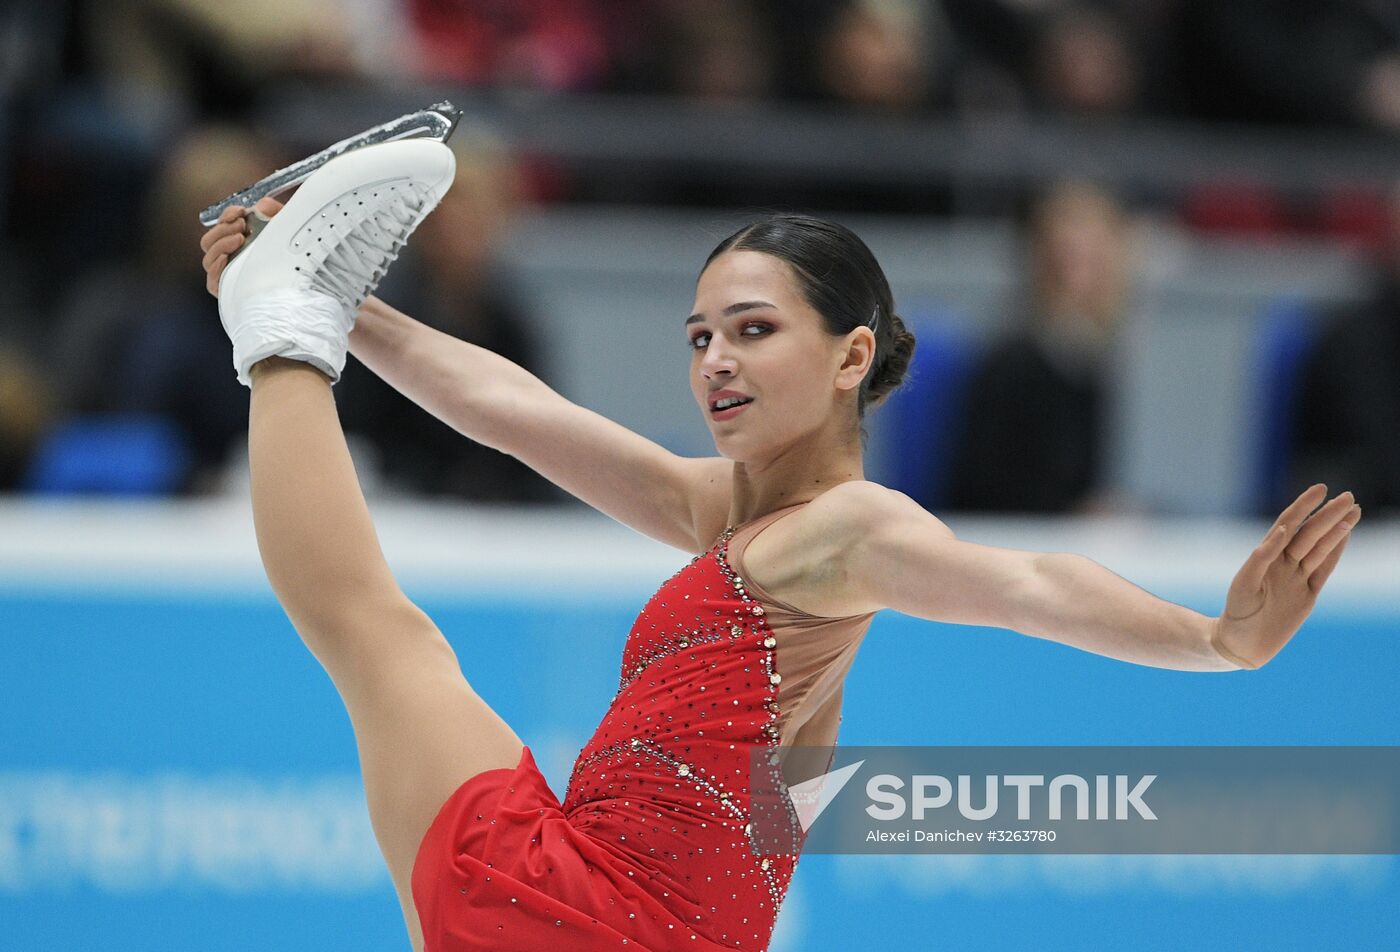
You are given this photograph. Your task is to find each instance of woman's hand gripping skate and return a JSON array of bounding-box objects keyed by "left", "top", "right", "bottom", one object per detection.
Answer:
[
  {"left": 199, "top": 194, "right": 356, "bottom": 386},
  {"left": 200, "top": 197, "right": 284, "bottom": 297}
]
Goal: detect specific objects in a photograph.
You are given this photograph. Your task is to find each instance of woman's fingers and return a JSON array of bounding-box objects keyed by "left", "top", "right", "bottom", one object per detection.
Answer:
[
  {"left": 206, "top": 255, "right": 227, "bottom": 296},
  {"left": 1307, "top": 521, "right": 1355, "bottom": 593},
  {"left": 1240, "top": 520, "right": 1293, "bottom": 595},
  {"left": 200, "top": 206, "right": 254, "bottom": 297},
  {"left": 1284, "top": 491, "right": 1355, "bottom": 564},
  {"left": 202, "top": 232, "right": 245, "bottom": 272},
  {"left": 200, "top": 216, "right": 247, "bottom": 254},
  {"left": 1274, "top": 484, "right": 1327, "bottom": 535},
  {"left": 199, "top": 222, "right": 233, "bottom": 254},
  {"left": 1302, "top": 505, "right": 1361, "bottom": 576},
  {"left": 202, "top": 234, "right": 243, "bottom": 297}
]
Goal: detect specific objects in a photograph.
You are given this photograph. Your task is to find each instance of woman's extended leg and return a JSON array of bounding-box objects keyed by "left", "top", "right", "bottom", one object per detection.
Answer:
[{"left": 247, "top": 357, "right": 524, "bottom": 950}]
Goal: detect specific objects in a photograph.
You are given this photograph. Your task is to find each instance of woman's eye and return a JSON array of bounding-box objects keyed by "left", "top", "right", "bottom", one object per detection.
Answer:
[{"left": 689, "top": 324, "right": 768, "bottom": 350}]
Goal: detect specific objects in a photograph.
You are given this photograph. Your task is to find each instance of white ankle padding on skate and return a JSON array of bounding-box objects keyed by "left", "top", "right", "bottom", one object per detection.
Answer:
[{"left": 224, "top": 288, "right": 355, "bottom": 387}]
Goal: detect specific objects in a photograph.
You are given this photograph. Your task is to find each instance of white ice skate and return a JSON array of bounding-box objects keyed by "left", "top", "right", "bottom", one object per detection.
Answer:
[{"left": 216, "top": 137, "right": 456, "bottom": 385}]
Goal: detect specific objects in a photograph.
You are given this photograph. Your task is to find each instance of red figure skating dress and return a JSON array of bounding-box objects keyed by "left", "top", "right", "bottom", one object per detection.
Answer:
[{"left": 413, "top": 502, "right": 876, "bottom": 951}]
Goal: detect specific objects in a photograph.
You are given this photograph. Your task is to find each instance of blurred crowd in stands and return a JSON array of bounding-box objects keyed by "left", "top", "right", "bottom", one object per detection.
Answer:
[
  {"left": 13, "top": 0, "right": 1400, "bottom": 126},
  {"left": 0, "top": 0, "right": 1397, "bottom": 514}
]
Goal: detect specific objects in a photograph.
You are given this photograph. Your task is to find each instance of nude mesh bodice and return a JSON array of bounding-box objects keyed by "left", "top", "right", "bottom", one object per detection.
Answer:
[{"left": 722, "top": 502, "right": 877, "bottom": 750}]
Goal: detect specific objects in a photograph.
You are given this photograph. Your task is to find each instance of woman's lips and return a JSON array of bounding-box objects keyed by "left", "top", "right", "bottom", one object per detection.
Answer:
[{"left": 712, "top": 399, "right": 752, "bottom": 421}]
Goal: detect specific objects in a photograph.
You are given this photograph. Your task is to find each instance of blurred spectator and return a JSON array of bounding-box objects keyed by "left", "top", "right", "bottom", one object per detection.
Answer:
[
  {"left": 334, "top": 129, "right": 556, "bottom": 503},
  {"left": 946, "top": 181, "right": 1134, "bottom": 513},
  {"left": 811, "top": 0, "right": 951, "bottom": 114},
  {"left": 0, "top": 342, "right": 51, "bottom": 491},
  {"left": 82, "top": 0, "right": 380, "bottom": 134},
  {"left": 652, "top": 1, "right": 776, "bottom": 102},
  {"left": 49, "top": 124, "right": 276, "bottom": 492},
  {"left": 939, "top": 1, "right": 1170, "bottom": 118},
  {"left": 10, "top": 0, "right": 400, "bottom": 303},
  {"left": 1288, "top": 180, "right": 1400, "bottom": 516},
  {"left": 406, "top": 0, "right": 611, "bottom": 92},
  {"left": 1170, "top": 0, "right": 1400, "bottom": 130},
  {"left": 1030, "top": 6, "right": 1139, "bottom": 118},
  {"left": 938, "top": 0, "right": 1040, "bottom": 113}
]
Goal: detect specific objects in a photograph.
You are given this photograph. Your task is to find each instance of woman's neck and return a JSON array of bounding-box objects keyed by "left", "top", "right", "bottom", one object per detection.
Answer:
[{"left": 725, "top": 435, "right": 865, "bottom": 528}]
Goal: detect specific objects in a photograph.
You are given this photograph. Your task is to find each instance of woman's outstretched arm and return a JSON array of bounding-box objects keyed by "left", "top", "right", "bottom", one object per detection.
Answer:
[
  {"left": 348, "top": 295, "right": 733, "bottom": 551},
  {"left": 816, "top": 481, "right": 1361, "bottom": 671},
  {"left": 247, "top": 356, "right": 428, "bottom": 665},
  {"left": 203, "top": 203, "right": 731, "bottom": 554}
]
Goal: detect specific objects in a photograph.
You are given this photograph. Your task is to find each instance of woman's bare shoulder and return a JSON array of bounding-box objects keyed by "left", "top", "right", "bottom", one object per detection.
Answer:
[
  {"left": 738, "top": 482, "right": 954, "bottom": 612},
  {"left": 740, "top": 481, "right": 958, "bottom": 617},
  {"left": 801, "top": 480, "right": 956, "bottom": 544}
]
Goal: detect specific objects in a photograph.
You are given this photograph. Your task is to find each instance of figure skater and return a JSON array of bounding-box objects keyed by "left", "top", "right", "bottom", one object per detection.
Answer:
[{"left": 198, "top": 140, "right": 1361, "bottom": 952}]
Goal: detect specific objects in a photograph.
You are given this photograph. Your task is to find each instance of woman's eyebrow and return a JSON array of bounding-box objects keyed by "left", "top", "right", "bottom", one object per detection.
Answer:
[{"left": 685, "top": 300, "right": 777, "bottom": 325}]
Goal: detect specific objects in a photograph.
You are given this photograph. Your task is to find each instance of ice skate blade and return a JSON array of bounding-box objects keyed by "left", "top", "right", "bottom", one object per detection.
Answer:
[{"left": 198, "top": 101, "right": 462, "bottom": 227}]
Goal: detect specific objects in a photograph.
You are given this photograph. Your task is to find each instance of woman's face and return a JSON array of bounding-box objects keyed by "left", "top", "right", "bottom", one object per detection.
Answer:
[{"left": 688, "top": 250, "right": 863, "bottom": 459}]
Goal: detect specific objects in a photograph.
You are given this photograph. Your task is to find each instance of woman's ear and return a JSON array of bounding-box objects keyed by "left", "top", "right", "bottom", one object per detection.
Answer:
[{"left": 834, "top": 327, "right": 876, "bottom": 393}]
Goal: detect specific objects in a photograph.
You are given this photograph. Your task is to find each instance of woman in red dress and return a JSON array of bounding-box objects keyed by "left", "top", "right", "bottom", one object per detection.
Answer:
[{"left": 200, "top": 176, "right": 1360, "bottom": 951}]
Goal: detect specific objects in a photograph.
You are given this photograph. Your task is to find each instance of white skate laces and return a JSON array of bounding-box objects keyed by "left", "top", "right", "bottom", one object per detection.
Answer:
[
  {"left": 294, "top": 180, "right": 433, "bottom": 308},
  {"left": 217, "top": 139, "right": 456, "bottom": 386}
]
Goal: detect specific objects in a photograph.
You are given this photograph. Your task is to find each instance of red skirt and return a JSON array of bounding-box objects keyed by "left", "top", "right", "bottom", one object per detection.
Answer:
[{"left": 411, "top": 746, "right": 747, "bottom": 951}]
